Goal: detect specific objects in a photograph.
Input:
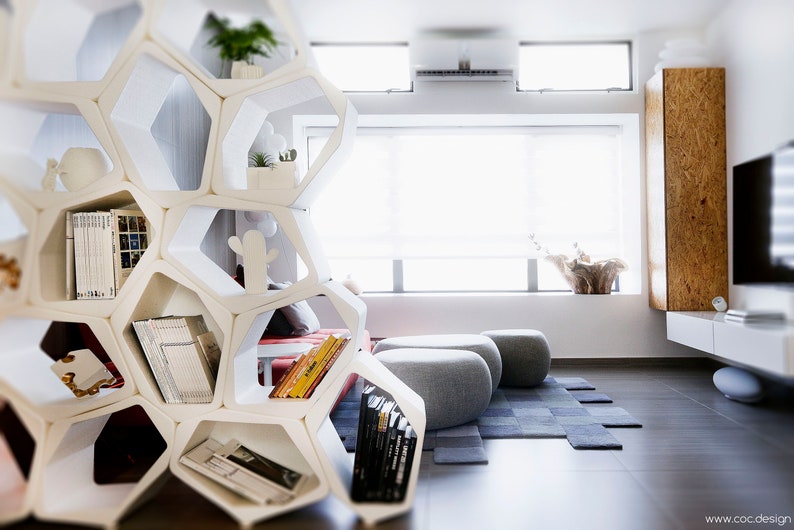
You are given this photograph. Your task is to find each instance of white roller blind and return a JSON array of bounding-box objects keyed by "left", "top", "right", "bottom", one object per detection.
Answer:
[{"left": 309, "top": 125, "right": 623, "bottom": 262}]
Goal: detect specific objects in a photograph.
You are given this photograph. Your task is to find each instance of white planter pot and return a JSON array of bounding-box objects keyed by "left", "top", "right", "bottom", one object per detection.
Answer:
[
  {"left": 246, "top": 162, "right": 298, "bottom": 189},
  {"left": 231, "top": 61, "right": 264, "bottom": 80}
]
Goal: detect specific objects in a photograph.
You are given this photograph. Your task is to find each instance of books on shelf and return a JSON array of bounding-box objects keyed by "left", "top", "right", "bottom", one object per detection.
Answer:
[
  {"left": 131, "top": 314, "right": 221, "bottom": 404},
  {"left": 268, "top": 333, "right": 350, "bottom": 399},
  {"left": 179, "top": 438, "right": 308, "bottom": 505},
  {"left": 67, "top": 208, "right": 150, "bottom": 300},
  {"left": 351, "top": 385, "right": 417, "bottom": 503}
]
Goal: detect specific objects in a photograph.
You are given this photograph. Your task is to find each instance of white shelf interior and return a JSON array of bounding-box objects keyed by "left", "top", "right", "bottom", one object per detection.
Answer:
[
  {"left": 12, "top": 0, "right": 147, "bottom": 98},
  {"left": 0, "top": 93, "right": 118, "bottom": 202},
  {"left": 32, "top": 185, "right": 162, "bottom": 314},
  {"left": 111, "top": 260, "right": 233, "bottom": 422},
  {"left": 305, "top": 350, "right": 426, "bottom": 526},
  {"left": 219, "top": 75, "right": 332, "bottom": 191},
  {"left": 150, "top": 0, "right": 303, "bottom": 98},
  {"left": 99, "top": 43, "right": 219, "bottom": 206},
  {"left": 35, "top": 395, "right": 174, "bottom": 528},
  {"left": 170, "top": 409, "right": 328, "bottom": 527},
  {"left": 224, "top": 281, "right": 366, "bottom": 417},
  {"left": 214, "top": 70, "right": 356, "bottom": 210},
  {"left": 0, "top": 311, "right": 136, "bottom": 422},
  {"left": 163, "top": 198, "right": 330, "bottom": 314}
]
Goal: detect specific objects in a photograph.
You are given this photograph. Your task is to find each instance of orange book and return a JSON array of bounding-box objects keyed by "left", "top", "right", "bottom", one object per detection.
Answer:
[
  {"left": 302, "top": 336, "right": 350, "bottom": 398},
  {"left": 287, "top": 335, "right": 340, "bottom": 398}
]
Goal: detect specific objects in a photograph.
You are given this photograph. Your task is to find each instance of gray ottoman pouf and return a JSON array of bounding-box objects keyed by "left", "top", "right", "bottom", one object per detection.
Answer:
[
  {"left": 481, "top": 329, "right": 551, "bottom": 387},
  {"left": 372, "top": 334, "right": 502, "bottom": 391},
  {"left": 375, "top": 348, "right": 492, "bottom": 430}
]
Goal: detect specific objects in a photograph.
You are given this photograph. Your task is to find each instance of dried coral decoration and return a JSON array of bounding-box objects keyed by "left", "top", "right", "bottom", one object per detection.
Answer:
[{"left": 0, "top": 253, "right": 21, "bottom": 292}]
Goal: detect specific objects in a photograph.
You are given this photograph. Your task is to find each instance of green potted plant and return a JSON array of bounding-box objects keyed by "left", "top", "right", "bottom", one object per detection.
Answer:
[{"left": 205, "top": 13, "right": 279, "bottom": 79}]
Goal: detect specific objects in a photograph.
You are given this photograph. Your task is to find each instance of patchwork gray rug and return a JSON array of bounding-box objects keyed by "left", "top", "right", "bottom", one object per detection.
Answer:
[{"left": 330, "top": 376, "right": 641, "bottom": 465}]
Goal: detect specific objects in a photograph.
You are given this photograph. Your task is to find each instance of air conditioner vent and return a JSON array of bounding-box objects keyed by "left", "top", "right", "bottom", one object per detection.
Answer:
[{"left": 414, "top": 68, "right": 515, "bottom": 82}]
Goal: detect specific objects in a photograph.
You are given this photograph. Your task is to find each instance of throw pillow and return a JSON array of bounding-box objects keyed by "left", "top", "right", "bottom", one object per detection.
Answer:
[{"left": 268, "top": 281, "right": 321, "bottom": 336}]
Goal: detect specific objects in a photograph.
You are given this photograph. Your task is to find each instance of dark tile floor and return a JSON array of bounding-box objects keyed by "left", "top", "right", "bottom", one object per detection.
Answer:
[{"left": 11, "top": 359, "right": 794, "bottom": 530}]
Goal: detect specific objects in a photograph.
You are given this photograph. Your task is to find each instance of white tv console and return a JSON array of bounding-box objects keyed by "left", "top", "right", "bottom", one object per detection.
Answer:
[{"left": 667, "top": 311, "right": 794, "bottom": 378}]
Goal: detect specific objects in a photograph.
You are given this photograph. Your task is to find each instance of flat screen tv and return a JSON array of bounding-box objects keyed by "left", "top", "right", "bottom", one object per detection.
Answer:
[{"left": 733, "top": 142, "right": 794, "bottom": 286}]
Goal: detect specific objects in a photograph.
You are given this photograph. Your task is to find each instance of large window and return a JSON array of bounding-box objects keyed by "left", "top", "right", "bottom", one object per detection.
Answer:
[{"left": 306, "top": 115, "right": 640, "bottom": 294}]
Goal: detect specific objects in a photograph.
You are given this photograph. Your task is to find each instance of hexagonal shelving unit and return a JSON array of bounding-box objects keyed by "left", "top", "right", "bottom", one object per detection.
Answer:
[
  {"left": 0, "top": 89, "right": 122, "bottom": 210},
  {"left": 34, "top": 395, "right": 174, "bottom": 528},
  {"left": 0, "top": 1, "right": 426, "bottom": 526},
  {"left": 162, "top": 194, "right": 331, "bottom": 314},
  {"left": 10, "top": 0, "right": 147, "bottom": 99},
  {"left": 171, "top": 409, "right": 328, "bottom": 527},
  {"left": 99, "top": 42, "right": 220, "bottom": 208},
  {"left": 0, "top": 308, "right": 136, "bottom": 422},
  {"left": 150, "top": 0, "right": 305, "bottom": 99}
]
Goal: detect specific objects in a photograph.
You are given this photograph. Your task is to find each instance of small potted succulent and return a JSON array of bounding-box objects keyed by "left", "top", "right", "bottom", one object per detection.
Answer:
[
  {"left": 246, "top": 150, "right": 298, "bottom": 189},
  {"left": 205, "top": 13, "right": 279, "bottom": 79}
]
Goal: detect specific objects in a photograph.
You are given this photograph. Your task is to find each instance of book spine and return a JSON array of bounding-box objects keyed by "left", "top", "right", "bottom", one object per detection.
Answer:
[{"left": 65, "top": 211, "right": 75, "bottom": 300}]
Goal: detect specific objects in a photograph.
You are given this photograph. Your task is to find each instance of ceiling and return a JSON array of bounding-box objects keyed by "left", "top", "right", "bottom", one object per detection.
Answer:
[{"left": 291, "top": 0, "right": 726, "bottom": 70}]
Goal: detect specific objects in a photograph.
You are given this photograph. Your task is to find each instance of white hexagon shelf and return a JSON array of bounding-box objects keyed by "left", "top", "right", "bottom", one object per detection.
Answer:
[
  {"left": 306, "top": 351, "right": 426, "bottom": 525},
  {"left": 224, "top": 281, "right": 366, "bottom": 419},
  {"left": 0, "top": 89, "right": 122, "bottom": 210},
  {"left": 0, "top": 380, "right": 46, "bottom": 526},
  {"left": 0, "top": 307, "right": 136, "bottom": 423},
  {"left": 213, "top": 68, "right": 357, "bottom": 210},
  {"left": 171, "top": 409, "right": 328, "bottom": 527},
  {"left": 31, "top": 182, "right": 163, "bottom": 318},
  {"left": 110, "top": 259, "right": 232, "bottom": 422},
  {"left": 162, "top": 194, "right": 331, "bottom": 314},
  {"left": 0, "top": 184, "right": 35, "bottom": 312},
  {"left": 34, "top": 395, "right": 174, "bottom": 528},
  {"left": 150, "top": 0, "right": 306, "bottom": 99},
  {"left": 99, "top": 41, "right": 220, "bottom": 208},
  {"left": 10, "top": 0, "right": 147, "bottom": 99}
]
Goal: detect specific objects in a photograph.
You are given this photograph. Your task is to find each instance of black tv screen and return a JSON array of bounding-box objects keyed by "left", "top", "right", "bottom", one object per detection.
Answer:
[{"left": 733, "top": 144, "right": 794, "bottom": 285}]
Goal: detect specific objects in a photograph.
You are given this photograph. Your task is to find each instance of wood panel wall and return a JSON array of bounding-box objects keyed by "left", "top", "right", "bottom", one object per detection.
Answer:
[{"left": 645, "top": 68, "right": 727, "bottom": 311}]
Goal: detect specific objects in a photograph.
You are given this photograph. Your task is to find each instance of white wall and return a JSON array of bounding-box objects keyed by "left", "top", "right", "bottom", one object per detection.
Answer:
[
  {"left": 707, "top": 0, "right": 794, "bottom": 316},
  {"left": 312, "top": 28, "right": 724, "bottom": 358}
]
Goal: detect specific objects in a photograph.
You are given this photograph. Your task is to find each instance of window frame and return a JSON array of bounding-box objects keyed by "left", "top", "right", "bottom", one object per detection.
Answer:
[
  {"left": 516, "top": 40, "right": 634, "bottom": 93},
  {"left": 295, "top": 113, "right": 642, "bottom": 295}
]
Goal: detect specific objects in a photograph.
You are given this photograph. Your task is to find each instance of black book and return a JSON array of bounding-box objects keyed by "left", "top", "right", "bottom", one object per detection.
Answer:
[{"left": 351, "top": 385, "right": 377, "bottom": 501}]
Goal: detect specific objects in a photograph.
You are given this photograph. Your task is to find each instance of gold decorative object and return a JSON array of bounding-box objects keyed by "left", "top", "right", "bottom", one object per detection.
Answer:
[
  {"left": 0, "top": 253, "right": 21, "bottom": 292},
  {"left": 530, "top": 235, "right": 628, "bottom": 294},
  {"left": 50, "top": 349, "right": 117, "bottom": 399}
]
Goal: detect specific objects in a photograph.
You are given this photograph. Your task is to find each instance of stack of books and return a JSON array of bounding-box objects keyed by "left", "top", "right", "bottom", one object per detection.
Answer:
[
  {"left": 66, "top": 208, "right": 150, "bottom": 300},
  {"left": 132, "top": 314, "right": 221, "bottom": 404},
  {"left": 351, "top": 385, "right": 417, "bottom": 503},
  {"left": 268, "top": 333, "right": 350, "bottom": 399},
  {"left": 180, "top": 438, "right": 308, "bottom": 505}
]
